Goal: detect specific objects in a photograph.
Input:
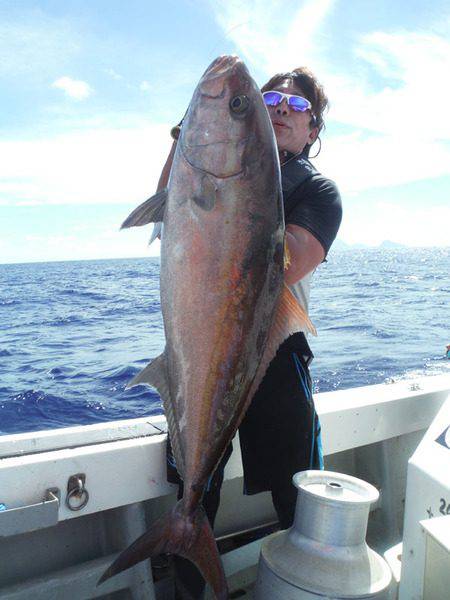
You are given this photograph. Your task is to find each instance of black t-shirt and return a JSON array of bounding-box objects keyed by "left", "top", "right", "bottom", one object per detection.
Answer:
[{"left": 283, "top": 168, "right": 342, "bottom": 257}]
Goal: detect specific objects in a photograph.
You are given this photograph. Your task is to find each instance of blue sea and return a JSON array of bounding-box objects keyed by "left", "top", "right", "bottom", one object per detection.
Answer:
[{"left": 1, "top": 247, "right": 449, "bottom": 436}]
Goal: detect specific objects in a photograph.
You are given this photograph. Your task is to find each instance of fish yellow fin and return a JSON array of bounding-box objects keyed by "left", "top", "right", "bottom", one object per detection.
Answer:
[
  {"left": 284, "top": 236, "right": 291, "bottom": 270},
  {"left": 277, "top": 283, "right": 317, "bottom": 337},
  {"left": 244, "top": 284, "right": 316, "bottom": 407}
]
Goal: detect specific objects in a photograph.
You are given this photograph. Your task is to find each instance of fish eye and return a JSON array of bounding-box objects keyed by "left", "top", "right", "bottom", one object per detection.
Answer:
[{"left": 229, "top": 95, "right": 250, "bottom": 114}]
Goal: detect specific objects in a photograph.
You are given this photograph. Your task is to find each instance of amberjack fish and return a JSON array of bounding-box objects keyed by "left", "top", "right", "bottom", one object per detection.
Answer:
[{"left": 99, "top": 55, "right": 315, "bottom": 599}]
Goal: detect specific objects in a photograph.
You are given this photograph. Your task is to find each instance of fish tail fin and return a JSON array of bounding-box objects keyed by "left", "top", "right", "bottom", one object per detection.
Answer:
[{"left": 97, "top": 500, "right": 228, "bottom": 599}]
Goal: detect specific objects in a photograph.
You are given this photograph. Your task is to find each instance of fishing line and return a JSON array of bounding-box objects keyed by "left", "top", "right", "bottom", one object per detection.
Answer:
[
  {"left": 292, "top": 352, "right": 323, "bottom": 469},
  {"left": 149, "top": 422, "right": 168, "bottom": 434},
  {"left": 204, "top": 20, "right": 252, "bottom": 64}
]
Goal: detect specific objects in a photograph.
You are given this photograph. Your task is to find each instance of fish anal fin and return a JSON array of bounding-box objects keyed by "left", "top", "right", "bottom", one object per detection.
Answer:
[
  {"left": 126, "top": 352, "right": 167, "bottom": 390},
  {"left": 127, "top": 352, "right": 185, "bottom": 478},
  {"left": 246, "top": 284, "right": 317, "bottom": 403},
  {"left": 121, "top": 188, "right": 168, "bottom": 229}
]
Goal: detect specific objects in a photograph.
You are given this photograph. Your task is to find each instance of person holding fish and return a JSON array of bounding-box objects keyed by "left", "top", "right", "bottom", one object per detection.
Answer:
[
  {"left": 100, "top": 57, "right": 342, "bottom": 600},
  {"left": 166, "top": 66, "right": 342, "bottom": 598}
]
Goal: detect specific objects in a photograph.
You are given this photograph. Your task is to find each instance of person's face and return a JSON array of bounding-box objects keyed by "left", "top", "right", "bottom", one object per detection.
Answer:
[{"left": 265, "top": 78, "right": 318, "bottom": 155}]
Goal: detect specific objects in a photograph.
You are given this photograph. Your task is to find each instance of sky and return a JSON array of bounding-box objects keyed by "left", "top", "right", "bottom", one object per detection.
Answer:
[{"left": 1, "top": 0, "right": 449, "bottom": 264}]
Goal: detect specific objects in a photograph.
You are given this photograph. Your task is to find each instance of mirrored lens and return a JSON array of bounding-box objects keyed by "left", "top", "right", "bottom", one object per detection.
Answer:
[
  {"left": 263, "top": 91, "right": 311, "bottom": 112},
  {"left": 262, "top": 91, "right": 283, "bottom": 106},
  {"left": 288, "top": 96, "right": 311, "bottom": 112}
]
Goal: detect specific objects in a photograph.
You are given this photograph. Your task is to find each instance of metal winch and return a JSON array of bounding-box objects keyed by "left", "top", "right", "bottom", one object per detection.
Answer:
[{"left": 254, "top": 470, "right": 392, "bottom": 599}]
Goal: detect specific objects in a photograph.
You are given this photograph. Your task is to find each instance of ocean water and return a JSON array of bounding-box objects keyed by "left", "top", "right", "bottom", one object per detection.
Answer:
[{"left": 1, "top": 247, "right": 449, "bottom": 435}]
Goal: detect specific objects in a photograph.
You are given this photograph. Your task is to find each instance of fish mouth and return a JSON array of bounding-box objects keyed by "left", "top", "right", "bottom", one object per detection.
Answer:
[
  {"left": 199, "top": 56, "right": 248, "bottom": 99},
  {"left": 203, "top": 55, "right": 243, "bottom": 79}
]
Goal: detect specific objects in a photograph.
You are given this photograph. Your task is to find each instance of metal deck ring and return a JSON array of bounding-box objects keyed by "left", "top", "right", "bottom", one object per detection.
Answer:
[{"left": 66, "top": 483, "right": 89, "bottom": 511}]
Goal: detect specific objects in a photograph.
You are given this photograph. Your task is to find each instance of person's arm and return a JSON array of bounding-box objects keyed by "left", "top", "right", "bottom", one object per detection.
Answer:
[
  {"left": 284, "top": 176, "right": 342, "bottom": 284},
  {"left": 284, "top": 224, "right": 325, "bottom": 285}
]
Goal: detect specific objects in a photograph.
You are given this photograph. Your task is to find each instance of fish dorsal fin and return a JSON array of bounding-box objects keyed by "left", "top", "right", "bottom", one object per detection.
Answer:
[
  {"left": 246, "top": 284, "right": 317, "bottom": 404},
  {"left": 121, "top": 188, "right": 168, "bottom": 229},
  {"left": 127, "top": 351, "right": 185, "bottom": 479}
]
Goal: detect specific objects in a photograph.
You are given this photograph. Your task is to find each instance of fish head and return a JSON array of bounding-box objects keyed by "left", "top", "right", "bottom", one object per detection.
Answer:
[{"left": 180, "top": 55, "right": 277, "bottom": 179}]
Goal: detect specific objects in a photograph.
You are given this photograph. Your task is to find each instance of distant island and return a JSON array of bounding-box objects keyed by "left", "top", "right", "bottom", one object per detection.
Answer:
[
  {"left": 379, "top": 240, "right": 406, "bottom": 249},
  {"left": 332, "top": 239, "right": 407, "bottom": 252}
]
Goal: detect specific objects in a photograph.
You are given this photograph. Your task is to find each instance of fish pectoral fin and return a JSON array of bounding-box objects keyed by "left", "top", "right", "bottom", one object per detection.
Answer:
[
  {"left": 98, "top": 502, "right": 228, "bottom": 599},
  {"left": 120, "top": 188, "right": 168, "bottom": 229},
  {"left": 148, "top": 222, "right": 163, "bottom": 246}
]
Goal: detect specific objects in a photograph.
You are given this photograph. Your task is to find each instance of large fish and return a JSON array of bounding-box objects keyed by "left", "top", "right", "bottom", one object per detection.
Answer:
[{"left": 99, "top": 55, "right": 315, "bottom": 598}]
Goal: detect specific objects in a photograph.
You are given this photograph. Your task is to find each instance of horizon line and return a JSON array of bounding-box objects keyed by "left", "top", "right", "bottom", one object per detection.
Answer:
[{"left": 1, "top": 244, "right": 449, "bottom": 267}]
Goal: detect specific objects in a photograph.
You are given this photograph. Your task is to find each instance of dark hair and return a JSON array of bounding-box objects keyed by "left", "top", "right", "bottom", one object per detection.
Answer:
[{"left": 261, "top": 67, "right": 329, "bottom": 156}]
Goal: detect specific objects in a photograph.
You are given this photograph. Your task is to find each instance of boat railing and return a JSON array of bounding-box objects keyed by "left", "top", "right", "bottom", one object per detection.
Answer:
[{"left": 0, "top": 373, "right": 449, "bottom": 599}]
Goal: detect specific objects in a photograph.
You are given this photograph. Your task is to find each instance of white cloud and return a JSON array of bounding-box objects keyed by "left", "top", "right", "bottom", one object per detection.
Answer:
[
  {"left": 4, "top": 227, "right": 160, "bottom": 264},
  {"left": 329, "top": 30, "right": 450, "bottom": 139},
  {"left": 316, "top": 27, "right": 450, "bottom": 191},
  {"left": 0, "top": 123, "right": 173, "bottom": 206},
  {"left": 208, "top": 1, "right": 450, "bottom": 191},
  {"left": 211, "top": 2, "right": 450, "bottom": 141},
  {"left": 281, "top": 0, "right": 336, "bottom": 73},
  {"left": 316, "top": 131, "right": 450, "bottom": 193},
  {"left": 105, "top": 68, "right": 123, "bottom": 80},
  {"left": 52, "top": 76, "right": 93, "bottom": 100},
  {"left": 213, "top": 0, "right": 336, "bottom": 75},
  {"left": 339, "top": 201, "right": 450, "bottom": 247},
  {"left": 140, "top": 80, "right": 151, "bottom": 91},
  {"left": 0, "top": 12, "right": 81, "bottom": 77}
]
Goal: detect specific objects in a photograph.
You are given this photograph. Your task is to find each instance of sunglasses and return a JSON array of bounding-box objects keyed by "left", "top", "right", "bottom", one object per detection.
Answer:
[{"left": 262, "top": 90, "right": 312, "bottom": 112}]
